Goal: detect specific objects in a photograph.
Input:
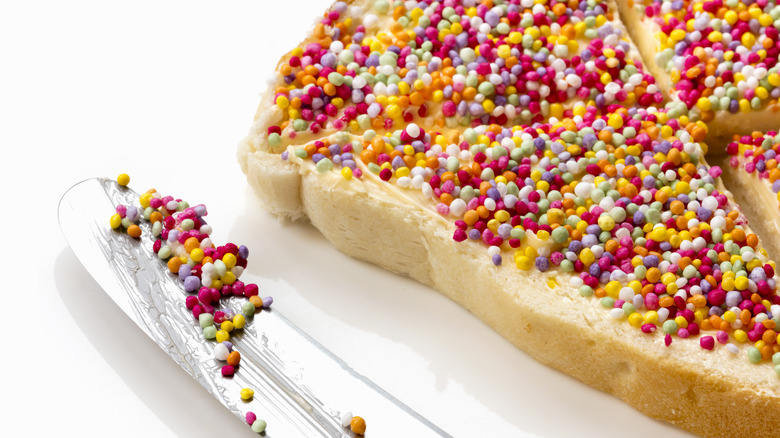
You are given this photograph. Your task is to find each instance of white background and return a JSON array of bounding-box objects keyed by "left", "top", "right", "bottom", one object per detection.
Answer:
[{"left": 4, "top": 1, "right": 694, "bottom": 436}]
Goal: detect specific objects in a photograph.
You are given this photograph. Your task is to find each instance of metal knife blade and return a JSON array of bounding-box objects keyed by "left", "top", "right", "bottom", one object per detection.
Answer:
[{"left": 58, "top": 177, "right": 449, "bottom": 438}]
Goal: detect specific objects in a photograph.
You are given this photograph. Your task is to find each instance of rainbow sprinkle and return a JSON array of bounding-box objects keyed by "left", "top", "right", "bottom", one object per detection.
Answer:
[
  {"left": 727, "top": 130, "right": 780, "bottom": 186},
  {"left": 637, "top": 0, "right": 780, "bottom": 120},
  {"left": 260, "top": 0, "right": 780, "bottom": 369},
  {"left": 110, "top": 181, "right": 273, "bottom": 375},
  {"left": 269, "top": 0, "right": 663, "bottom": 144}
]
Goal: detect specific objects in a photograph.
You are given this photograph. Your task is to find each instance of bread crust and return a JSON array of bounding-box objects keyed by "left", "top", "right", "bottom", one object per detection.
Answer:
[
  {"left": 239, "top": 128, "right": 780, "bottom": 438},
  {"left": 237, "top": 1, "right": 780, "bottom": 436}
]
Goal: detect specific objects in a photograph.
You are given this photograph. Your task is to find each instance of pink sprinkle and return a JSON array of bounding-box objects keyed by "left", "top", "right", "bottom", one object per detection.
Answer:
[
  {"left": 185, "top": 296, "right": 199, "bottom": 310},
  {"left": 665, "top": 334, "right": 672, "bottom": 347},
  {"left": 244, "top": 283, "right": 259, "bottom": 297},
  {"left": 246, "top": 412, "right": 257, "bottom": 425},
  {"left": 700, "top": 336, "right": 715, "bottom": 350},
  {"left": 708, "top": 166, "right": 722, "bottom": 178},
  {"left": 221, "top": 365, "right": 235, "bottom": 377}
]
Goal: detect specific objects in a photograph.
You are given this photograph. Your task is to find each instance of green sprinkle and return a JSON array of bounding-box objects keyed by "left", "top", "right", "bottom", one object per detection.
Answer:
[
  {"left": 662, "top": 319, "right": 678, "bottom": 334},
  {"left": 268, "top": 132, "right": 282, "bottom": 147},
  {"left": 478, "top": 81, "right": 495, "bottom": 96},
  {"left": 251, "top": 420, "right": 267, "bottom": 433},
  {"left": 203, "top": 326, "right": 217, "bottom": 340},
  {"left": 374, "top": 0, "right": 389, "bottom": 13},
  {"left": 747, "top": 346, "right": 762, "bottom": 364},
  {"left": 316, "top": 158, "right": 333, "bottom": 173},
  {"left": 158, "top": 245, "right": 172, "bottom": 260},
  {"left": 609, "top": 207, "right": 626, "bottom": 222},
  {"left": 292, "top": 119, "right": 308, "bottom": 132},
  {"left": 199, "top": 313, "right": 214, "bottom": 329},
  {"left": 552, "top": 226, "right": 569, "bottom": 244}
]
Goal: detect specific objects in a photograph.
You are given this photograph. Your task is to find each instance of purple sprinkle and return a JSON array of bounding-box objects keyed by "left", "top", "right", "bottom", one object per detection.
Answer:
[
  {"left": 126, "top": 206, "right": 139, "bottom": 221},
  {"left": 184, "top": 276, "right": 200, "bottom": 292},
  {"left": 239, "top": 245, "right": 249, "bottom": 259},
  {"left": 178, "top": 264, "right": 192, "bottom": 280}
]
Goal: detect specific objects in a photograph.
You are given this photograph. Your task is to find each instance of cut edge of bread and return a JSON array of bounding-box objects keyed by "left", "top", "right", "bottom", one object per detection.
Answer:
[
  {"left": 616, "top": 0, "right": 780, "bottom": 146},
  {"left": 239, "top": 123, "right": 780, "bottom": 438},
  {"left": 236, "top": 1, "right": 780, "bottom": 435}
]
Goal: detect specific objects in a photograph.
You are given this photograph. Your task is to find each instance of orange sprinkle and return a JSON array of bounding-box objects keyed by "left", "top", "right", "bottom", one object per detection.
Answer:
[
  {"left": 127, "top": 224, "right": 142, "bottom": 238},
  {"left": 149, "top": 211, "right": 163, "bottom": 224},
  {"left": 360, "top": 149, "right": 377, "bottom": 164},
  {"left": 464, "top": 210, "right": 479, "bottom": 226},
  {"left": 659, "top": 296, "right": 674, "bottom": 308}
]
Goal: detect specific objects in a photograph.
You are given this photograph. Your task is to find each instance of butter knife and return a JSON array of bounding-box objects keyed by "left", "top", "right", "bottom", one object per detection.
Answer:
[{"left": 58, "top": 177, "right": 448, "bottom": 437}]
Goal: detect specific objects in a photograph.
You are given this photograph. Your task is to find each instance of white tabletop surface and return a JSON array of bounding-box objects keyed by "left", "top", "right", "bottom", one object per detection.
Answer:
[{"left": 5, "top": 1, "right": 696, "bottom": 436}]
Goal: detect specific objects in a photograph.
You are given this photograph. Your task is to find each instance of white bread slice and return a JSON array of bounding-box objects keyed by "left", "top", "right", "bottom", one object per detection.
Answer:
[
  {"left": 257, "top": 0, "right": 665, "bottom": 146},
  {"left": 237, "top": 1, "right": 780, "bottom": 436},
  {"left": 719, "top": 133, "right": 780, "bottom": 262},
  {"left": 239, "top": 122, "right": 780, "bottom": 438},
  {"left": 616, "top": 0, "right": 780, "bottom": 144}
]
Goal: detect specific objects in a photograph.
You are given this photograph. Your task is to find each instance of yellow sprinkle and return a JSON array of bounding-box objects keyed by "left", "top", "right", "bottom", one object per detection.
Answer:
[
  {"left": 515, "top": 255, "right": 533, "bottom": 270},
  {"left": 628, "top": 313, "right": 644, "bottom": 327},
  {"left": 644, "top": 311, "right": 659, "bottom": 325}
]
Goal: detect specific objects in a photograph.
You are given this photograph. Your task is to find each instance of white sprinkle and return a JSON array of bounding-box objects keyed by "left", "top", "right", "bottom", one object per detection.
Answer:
[
  {"left": 657, "top": 307, "right": 670, "bottom": 323},
  {"left": 213, "top": 343, "right": 230, "bottom": 361},
  {"left": 619, "top": 287, "right": 635, "bottom": 302},
  {"left": 610, "top": 308, "right": 626, "bottom": 319},
  {"left": 341, "top": 411, "right": 354, "bottom": 428},
  {"left": 450, "top": 199, "right": 467, "bottom": 217}
]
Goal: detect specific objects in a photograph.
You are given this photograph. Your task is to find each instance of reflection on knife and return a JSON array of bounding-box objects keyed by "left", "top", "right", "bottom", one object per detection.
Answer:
[{"left": 58, "top": 177, "right": 449, "bottom": 438}]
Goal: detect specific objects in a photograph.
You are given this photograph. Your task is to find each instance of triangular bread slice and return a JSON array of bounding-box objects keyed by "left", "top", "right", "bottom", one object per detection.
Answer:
[
  {"left": 617, "top": 0, "right": 780, "bottom": 142},
  {"left": 720, "top": 131, "right": 780, "bottom": 262},
  {"left": 246, "top": 0, "right": 665, "bottom": 160},
  {"left": 238, "top": 1, "right": 780, "bottom": 436}
]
